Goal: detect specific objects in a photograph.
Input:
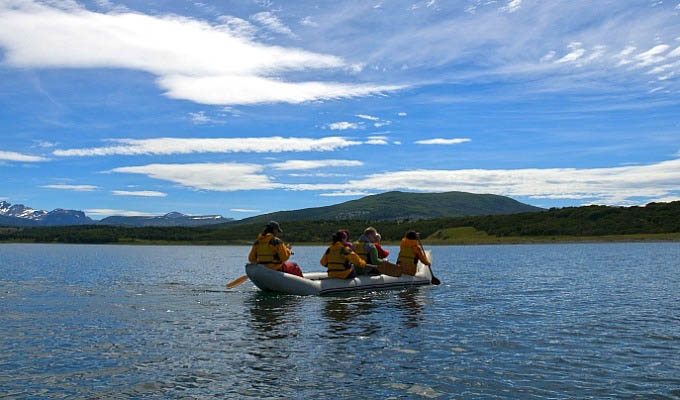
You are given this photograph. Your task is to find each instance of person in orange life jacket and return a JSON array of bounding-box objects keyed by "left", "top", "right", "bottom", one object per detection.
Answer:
[
  {"left": 320, "top": 230, "right": 370, "bottom": 279},
  {"left": 248, "top": 221, "right": 301, "bottom": 276},
  {"left": 354, "top": 227, "right": 383, "bottom": 275},
  {"left": 397, "top": 230, "right": 431, "bottom": 276},
  {"left": 374, "top": 233, "right": 389, "bottom": 259}
]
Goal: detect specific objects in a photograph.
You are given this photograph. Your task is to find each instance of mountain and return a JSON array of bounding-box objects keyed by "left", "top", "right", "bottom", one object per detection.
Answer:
[
  {"left": 228, "top": 191, "right": 544, "bottom": 226},
  {"left": 0, "top": 201, "right": 93, "bottom": 226},
  {"left": 98, "top": 212, "right": 232, "bottom": 227}
]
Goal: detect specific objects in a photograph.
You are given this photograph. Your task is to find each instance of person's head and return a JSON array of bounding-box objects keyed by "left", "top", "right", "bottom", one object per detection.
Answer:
[
  {"left": 405, "top": 230, "right": 419, "bottom": 240},
  {"left": 375, "top": 233, "right": 382, "bottom": 243},
  {"left": 332, "top": 229, "right": 349, "bottom": 244},
  {"left": 264, "top": 221, "right": 283, "bottom": 235},
  {"left": 363, "top": 226, "right": 378, "bottom": 242}
]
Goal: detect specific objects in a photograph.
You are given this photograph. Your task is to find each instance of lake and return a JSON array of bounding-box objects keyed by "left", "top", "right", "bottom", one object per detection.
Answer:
[{"left": 1, "top": 243, "right": 679, "bottom": 399}]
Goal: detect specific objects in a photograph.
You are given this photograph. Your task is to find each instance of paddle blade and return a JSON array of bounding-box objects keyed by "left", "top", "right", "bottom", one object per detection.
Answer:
[
  {"left": 226, "top": 275, "right": 248, "bottom": 288},
  {"left": 377, "top": 261, "right": 402, "bottom": 277},
  {"left": 431, "top": 275, "right": 441, "bottom": 285}
]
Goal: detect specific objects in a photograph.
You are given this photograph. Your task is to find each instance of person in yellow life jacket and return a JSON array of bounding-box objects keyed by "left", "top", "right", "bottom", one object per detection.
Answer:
[
  {"left": 248, "top": 221, "right": 291, "bottom": 271},
  {"left": 397, "top": 230, "right": 431, "bottom": 276},
  {"left": 320, "top": 230, "right": 368, "bottom": 279}
]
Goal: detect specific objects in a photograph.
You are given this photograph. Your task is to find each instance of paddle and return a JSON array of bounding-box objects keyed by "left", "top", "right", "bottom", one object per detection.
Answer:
[
  {"left": 418, "top": 239, "right": 440, "bottom": 285},
  {"left": 226, "top": 275, "right": 248, "bottom": 289}
]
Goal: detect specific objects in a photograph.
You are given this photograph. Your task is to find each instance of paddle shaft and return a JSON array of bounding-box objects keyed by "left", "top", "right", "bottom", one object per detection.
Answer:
[
  {"left": 226, "top": 275, "right": 248, "bottom": 288},
  {"left": 418, "top": 239, "right": 441, "bottom": 285}
]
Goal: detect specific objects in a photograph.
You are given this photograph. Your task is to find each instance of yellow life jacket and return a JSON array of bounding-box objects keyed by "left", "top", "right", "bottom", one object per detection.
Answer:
[
  {"left": 254, "top": 234, "right": 282, "bottom": 270},
  {"left": 353, "top": 241, "right": 369, "bottom": 262},
  {"left": 325, "top": 244, "right": 353, "bottom": 279},
  {"left": 397, "top": 243, "right": 418, "bottom": 276}
]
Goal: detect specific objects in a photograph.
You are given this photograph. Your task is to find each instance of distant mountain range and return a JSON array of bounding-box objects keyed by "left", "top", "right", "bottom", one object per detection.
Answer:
[
  {"left": 226, "top": 191, "right": 544, "bottom": 226},
  {"left": 0, "top": 201, "right": 231, "bottom": 227},
  {"left": 1, "top": 191, "right": 542, "bottom": 228},
  {"left": 0, "top": 201, "right": 92, "bottom": 226},
  {"left": 98, "top": 212, "right": 231, "bottom": 227}
]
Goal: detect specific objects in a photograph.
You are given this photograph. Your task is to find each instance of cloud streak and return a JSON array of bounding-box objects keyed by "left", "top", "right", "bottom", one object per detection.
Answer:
[
  {"left": 42, "top": 184, "right": 98, "bottom": 191},
  {"left": 112, "top": 190, "right": 167, "bottom": 197},
  {"left": 0, "top": 1, "right": 402, "bottom": 105},
  {"left": 0, "top": 150, "right": 48, "bottom": 162},
  {"left": 415, "top": 138, "right": 471, "bottom": 145},
  {"left": 53, "top": 137, "right": 362, "bottom": 156},
  {"left": 110, "top": 158, "right": 680, "bottom": 204}
]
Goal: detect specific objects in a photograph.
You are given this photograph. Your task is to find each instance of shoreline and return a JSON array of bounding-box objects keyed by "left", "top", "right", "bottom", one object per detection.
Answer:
[{"left": 2, "top": 232, "right": 679, "bottom": 246}]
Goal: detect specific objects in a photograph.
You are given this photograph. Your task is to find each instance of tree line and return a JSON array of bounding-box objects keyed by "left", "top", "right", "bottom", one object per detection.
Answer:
[{"left": 1, "top": 201, "right": 679, "bottom": 244}]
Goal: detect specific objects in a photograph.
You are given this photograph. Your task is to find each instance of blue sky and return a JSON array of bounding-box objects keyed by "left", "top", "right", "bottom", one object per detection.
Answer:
[{"left": 1, "top": 0, "right": 679, "bottom": 219}]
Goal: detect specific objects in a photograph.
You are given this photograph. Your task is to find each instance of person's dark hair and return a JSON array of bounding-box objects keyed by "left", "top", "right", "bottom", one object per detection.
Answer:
[
  {"left": 263, "top": 221, "right": 282, "bottom": 235},
  {"left": 332, "top": 229, "right": 349, "bottom": 243},
  {"left": 405, "top": 230, "right": 419, "bottom": 240}
]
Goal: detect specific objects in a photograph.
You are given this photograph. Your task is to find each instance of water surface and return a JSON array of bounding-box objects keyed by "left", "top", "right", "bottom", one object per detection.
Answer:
[{"left": 1, "top": 243, "right": 679, "bottom": 398}]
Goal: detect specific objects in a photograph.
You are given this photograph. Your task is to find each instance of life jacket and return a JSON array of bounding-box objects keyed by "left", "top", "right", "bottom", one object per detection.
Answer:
[
  {"left": 324, "top": 243, "right": 353, "bottom": 279},
  {"left": 397, "top": 239, "right": 419, "bottom": 276},
  {"left": 353, "top": 240, "right": 370, "bottom": 262},
  {"left": 254, "top": 233, "right": 282, "bottom": 270}
]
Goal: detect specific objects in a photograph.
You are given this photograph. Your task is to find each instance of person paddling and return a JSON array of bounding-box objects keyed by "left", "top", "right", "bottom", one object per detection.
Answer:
[
  {"left": 321, "top": 230, "right": 370, "bottom": 279},
  {"left": 248, "top": 221, "right": 302, "bottom": 277},
  {"left": 397, "top": 230, "right": 431, "bottom": 276}
]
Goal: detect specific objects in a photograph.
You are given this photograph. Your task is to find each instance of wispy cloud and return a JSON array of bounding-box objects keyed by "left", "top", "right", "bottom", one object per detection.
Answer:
[
  {"left": 319, "top": 191, "right": 372, "bottom": 197},
  {"left": 111, "top": 163, "right": 282, "bottom": 191},
  {"left": 108, "top": 158, "right": 680, "bottom": 204},
  {"left": 397, "top": 112, "right": 407, "bottom": 117},
  {"left": 42, "top": 184, "right": 98, "bottom": 191},
  {"left": 85, "top": 208, "right": 158, "bottom": 217},
  {"left": 230, "top": 208, "right": 260, "bottom": 213},
  {"left": 415, "top": 138, "right": 471, "bottom": 145},
  {"left": 356, "top": 114, "right": 380, "bottom": 121},
  {"left": 327, "top": 121, "right": 360, "bottom": 130},
  {"left": 251, "top": 11, "right": 297, "bottom": 39},
  {"left": 0, "top": 1, "right": 402, "bottom": 105},
  {"left": 112, "top": 190, "right": 167, "bottom": 197},
  {"left": 53, "top": 137, "right": 361, "bottom": 156},
  {"left": 270, "top": 159, "right": 363, "bottom": 170},
  {"left": 0, "top": 150, "right": 48, "bottom": 162}
]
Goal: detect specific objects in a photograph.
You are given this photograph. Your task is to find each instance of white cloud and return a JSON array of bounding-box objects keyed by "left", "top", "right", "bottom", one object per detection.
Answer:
[
  {"left": 668, "top": 46, "right": 680, "bottom": 58},
  {"left": 230, "top": 208, "right": 260, "bottom": 212},
  {"left": 555, "top": 42, "right": 585, "bottom": 64},
  {"left": 320, "top": 191, "right": 372, "bottom": 197},
  {"left": 356, "top": 114, "right": 380, "bottom": 121},
  {"left": 111, "top": 163, "right": 282, "bottom": 191},
  {"left": 397, "top": 112, "right": 407, "bottom": 117},
  {"left": 188, "top": 111, "right": 214, "bottom": 124},
  {"left": 41, "top": 184, "right": 98, "bottom": 191},
  {"left": 0, "top": 150, "right": 48, "bottom": 162},
  {"left": 270, "top": 159, "right": 363, "bottom": 170},
  {"left": 635, "top": 44, "right": 670, "bottom": 67},
  {"left": 106, "top": 158, "right": 680, "bottom": 205},
  {"left": 53, "top": 137, "right": 361, "bottom": 156},
  {"left": 415, "top": 138, "right": 471, "bottom": 145},
  {"left": 112, "top": 190, "right": 167, "bottom": 197},
  {"left": 500, "top": 0, "right": 522, "bottom": 13},
  {"left": 646, "top": 196, "right": 680, "bottom": 204},
  {"left": 374, "top": 120, "right": 391, "bottom": 128},
  {"left": 85, "top": 208, "right": 158, "bottom": 217},
  {"left": 327, "top": 121, "right": 360, "bottom": 130},
  {"left": 300, "top": 16, "right": 318, "bottom": 27},
  {"left": 0, "top": 2, "right": 402, "bottom": 105},
  {"left": 251, "top": 11, "right": 297, "bottom": 39},
  {"left": 365, "top": 137, "right": 389, "bottom": 145}
]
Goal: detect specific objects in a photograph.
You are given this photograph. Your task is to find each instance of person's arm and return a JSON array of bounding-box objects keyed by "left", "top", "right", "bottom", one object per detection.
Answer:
[
  {"left": 368, "top": 245, "right": 380, "bottom": 265},
  {"left": 347, "top": 251, "right": 367, "bottom": 267},
  {"left": 416, "top": 245, "right": 431, "bottom": 266},
  {"left": 248, "top": 243, "right": 258, "bottom": 264},
  {"left": 320, "top": 249, "right": 329, "bottom": 267},
  {"left": 275, "top": 242, "right": 291, "bottom": 263}
]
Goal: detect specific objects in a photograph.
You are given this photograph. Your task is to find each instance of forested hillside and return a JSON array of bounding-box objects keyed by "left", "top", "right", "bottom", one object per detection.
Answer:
[{"left": 2, "top": 202, "right": 679, "bottom": 244}]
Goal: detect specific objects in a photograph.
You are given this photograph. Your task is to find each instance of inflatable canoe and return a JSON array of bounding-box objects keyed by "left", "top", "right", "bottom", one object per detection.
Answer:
[{"left": 245, "top": 251, "right": 433, "bottom": 296}]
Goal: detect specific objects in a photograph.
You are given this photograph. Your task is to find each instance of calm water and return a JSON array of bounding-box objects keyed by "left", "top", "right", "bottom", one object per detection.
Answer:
[{"left": 1, "top": 243, "right": 679, "bottom": 399}]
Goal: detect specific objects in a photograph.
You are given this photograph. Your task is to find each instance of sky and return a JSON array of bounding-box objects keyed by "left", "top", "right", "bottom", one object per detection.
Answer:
[{"left": 1, "top": 0, "right": 679, "bottom": 220}]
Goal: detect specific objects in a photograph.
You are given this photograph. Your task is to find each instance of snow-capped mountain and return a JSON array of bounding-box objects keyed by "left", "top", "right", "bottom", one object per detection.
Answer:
[
  {"left": 0, "top": 201, "right": 48, "bottom": 220},
  {"left": 0, "top": 200, "right": 93, "bottom": 226},
  {"left": 98, "top": 212, "right": 232, "bottom": 227}
]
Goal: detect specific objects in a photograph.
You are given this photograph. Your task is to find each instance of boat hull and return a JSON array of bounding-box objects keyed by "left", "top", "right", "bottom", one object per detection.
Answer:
[{"left": 245, "top": 251, "right": 433, "bottom": 296}]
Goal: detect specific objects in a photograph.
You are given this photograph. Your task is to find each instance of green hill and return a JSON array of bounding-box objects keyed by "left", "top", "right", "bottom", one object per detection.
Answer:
[{"left": 228, "top": 191, "right": 543, "bottom": 226}]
